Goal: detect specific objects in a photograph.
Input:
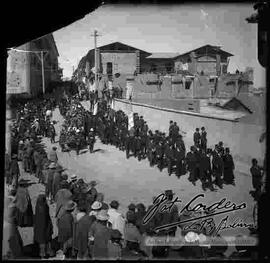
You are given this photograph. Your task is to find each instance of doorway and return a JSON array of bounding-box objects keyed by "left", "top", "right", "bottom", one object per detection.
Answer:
[{"left": 106, "top": 62, "right": 113, "bottom": 76}]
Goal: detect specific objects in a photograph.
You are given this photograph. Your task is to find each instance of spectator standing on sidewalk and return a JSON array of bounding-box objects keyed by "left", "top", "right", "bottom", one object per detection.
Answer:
[
  {"left": 9, "top": 154, "right": 20, "bottom": 188},
  {"left": 33, "top": 194, "right": 54, "bottom": 259},
  {"left": 15, "top": 179, "right": 34, "bottom": 228},
  {"left": 6, "top": 193, "right": 24, "bottom": 259},
  {"left": 48, "top": 146, "right": 58, "bottom": 163}
]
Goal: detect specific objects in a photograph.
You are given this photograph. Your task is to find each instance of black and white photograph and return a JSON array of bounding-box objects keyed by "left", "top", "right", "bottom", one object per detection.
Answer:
[{"left": 3, "top": 1, "right": 268, "bottom": 260}]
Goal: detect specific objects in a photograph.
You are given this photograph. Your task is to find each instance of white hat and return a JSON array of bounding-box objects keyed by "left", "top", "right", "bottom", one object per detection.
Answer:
[
  {"left": 96, "top": 209, "right": 109, "bottom": 221},
  {"left": 19, "top": 140, "right": 24, "bottom": 144},
  {"left": 185, "top": 231, "right": 200, "bottom": 243},
  {"left": 91, "top": 201, "right": 102, "bottom": 210},
  {"left": 76, "top": 129, "right": 80, "bottom": 133},
  {"left": 90, "top": 128, "right": 94, "bottom": 131}
]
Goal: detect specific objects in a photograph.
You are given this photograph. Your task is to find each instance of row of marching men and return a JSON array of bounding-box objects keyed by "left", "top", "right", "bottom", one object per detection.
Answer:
[{"left": 70, "top": 97, "right": 236, "bottom": 192}]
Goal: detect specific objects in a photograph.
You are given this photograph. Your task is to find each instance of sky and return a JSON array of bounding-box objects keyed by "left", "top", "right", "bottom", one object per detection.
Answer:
[{"left": 53, "top": 3, "right": 265, "bottom": 88}]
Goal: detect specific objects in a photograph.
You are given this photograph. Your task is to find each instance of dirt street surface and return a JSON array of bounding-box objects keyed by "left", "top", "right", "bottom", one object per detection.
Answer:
[{"left": 2, "top": 102, "right": 256, "bottom": 257}]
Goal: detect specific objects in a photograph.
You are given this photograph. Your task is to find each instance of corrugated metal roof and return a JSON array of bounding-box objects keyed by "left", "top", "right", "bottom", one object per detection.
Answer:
[{"left": 146, "top": 53, "right": 180, "bottom": 59}]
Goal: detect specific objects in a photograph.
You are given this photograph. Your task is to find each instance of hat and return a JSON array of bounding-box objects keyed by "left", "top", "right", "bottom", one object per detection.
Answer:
[
  {"left": 128, "top": 203, "right": 136, "bottom": 211},
  {"left": 126, "top": 211, "right": 136, "bottom": 222},
  {"left": 64, "top": 200, "right": 77, "bottom": 211},
  {"left": 91, "top": 201, "right": 102, "bottom": 210},
  {"left": 49, "top": 163, "right": 57, "bottom": 169},
  {"left": 201, "top": 127, "right": 205, "bottom": 130},
  {"left": 11, "top": 154, "right": 17, "bottom": 159},
  {"left": 19, "top": 141, "right": 24, "bottom": 144},
  {"left": 18, "top": 178, "right": 29, "bottom": 186},
  {"left": 52, "top": 146, "right": 57, "bottom": 150},
  {"left": 90, "top": 128, "right": 94, "bottom": 131},
  {"left": 111, "top": 229, "right": 122, "bottom": 240},
  {"left": 76, "top": 129, "right": 80, "bottom": 133},
  {"left": 71, "top": 174, "right": 77, "bottom": 181},
  {"left": 110, "top": 200, "right": 119, "bottom": 209},
  {"left": 165, "top": 190, "right": 175, "bottom": 196},
  {"left": 89, "top": 180, "right": 97, "bottom": 187},
  {"left": 96, "top": 209, "right": 109, "bottom": 221}
]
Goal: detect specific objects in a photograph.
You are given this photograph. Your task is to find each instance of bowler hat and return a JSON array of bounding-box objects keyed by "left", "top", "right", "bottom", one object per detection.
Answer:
[
  {"left": 96, "top": 209, "right": 109, "bottom": 221},
  {"left": 110, "top": 200, "right": 119, "bottom": 209},
  {"left": 128, "top": 203, "right": 136, "bottom": 211},
  {"left": 165, "top": 190, "right": 175, "bottom": 196},
  {"left": 64, "top": 200, "right": 77, "bottom": 211},
  {"left": 89, "top": 180, "right": 97, "bottom": 187}
]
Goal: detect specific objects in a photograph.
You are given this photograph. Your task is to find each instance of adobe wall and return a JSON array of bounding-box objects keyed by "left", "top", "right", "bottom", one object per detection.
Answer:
[{"left": 114, "top": 99, "right": 265, "bottom": 172}]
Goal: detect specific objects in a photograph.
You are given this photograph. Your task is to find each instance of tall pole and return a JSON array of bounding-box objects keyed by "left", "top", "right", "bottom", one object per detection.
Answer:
[
  {"left": 41, "top": 51, "right": 45, "bottom": 94},
  {"left": 94, "top": 30, "right": 98, "bottom": 90}
]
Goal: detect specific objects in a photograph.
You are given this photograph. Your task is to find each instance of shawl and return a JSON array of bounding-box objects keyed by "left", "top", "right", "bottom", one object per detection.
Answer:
[{"left": 15, "top": 187, "right": 29, "bottom": 213}]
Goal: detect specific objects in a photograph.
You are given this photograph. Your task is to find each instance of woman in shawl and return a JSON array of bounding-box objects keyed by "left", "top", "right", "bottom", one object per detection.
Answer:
[
  {"left": 88, "top": 209, "right": 112, "bottom": 260},
  {"left": 55, "top": 182, "right": 73, "bottom": 224},
  {"left": 58, "top": 200, "right": 76, "bottom": 253},
  {"left": 10, "top": 154, "right": 20, "bottom": 189},
  {"left": 15, "top": 179, "right": 33, "bottom": 227},
  {"left": 73, "top": 200, "right": 95, "bottom": 259},
  {"left": 6, "top": 193, "right": 24, "bottom": 259},
  {"left": 33, "top": 194, "right": 54, "bottom": 258}
]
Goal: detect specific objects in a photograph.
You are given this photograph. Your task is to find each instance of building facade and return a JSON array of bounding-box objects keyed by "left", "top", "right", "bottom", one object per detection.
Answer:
[
  {"left": 174, "top": 45, "right": 233, "bottom": 76},
  {"left": 7, "top": 33, "right": 62, "bottom": 97}
]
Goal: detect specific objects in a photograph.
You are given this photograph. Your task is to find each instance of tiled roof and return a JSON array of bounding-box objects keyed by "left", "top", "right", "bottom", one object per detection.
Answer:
[{"left": 146, "top": 53, "right": 180, "bottom": 59}]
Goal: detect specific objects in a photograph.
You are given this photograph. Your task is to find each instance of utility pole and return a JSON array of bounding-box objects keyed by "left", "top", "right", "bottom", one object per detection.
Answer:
[
  {"left": 41, "top": 51, "right": 45, "bottom": 94},
  {"left": 91, "top": 30, "right": 101, "bottom": 90}
]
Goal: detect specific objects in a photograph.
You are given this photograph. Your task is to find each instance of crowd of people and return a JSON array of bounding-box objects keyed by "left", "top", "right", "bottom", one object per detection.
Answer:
[
  {"left": 4, "top": 89, "right": 262, "bottom": 260},
  {"left": 58, "top": 94, "right": 238, "bottom": 192}
]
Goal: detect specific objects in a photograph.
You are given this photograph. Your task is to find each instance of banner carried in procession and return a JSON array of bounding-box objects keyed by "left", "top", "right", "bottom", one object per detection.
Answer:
[
  {"left": 93, "top": 102, "right": 98, "bottom": 115},
  {"left": 128, "top": 112, "right": 134, "bottom": 130},
  {"left": 6, "top": 47, "right": 29, "bottom": 94}
]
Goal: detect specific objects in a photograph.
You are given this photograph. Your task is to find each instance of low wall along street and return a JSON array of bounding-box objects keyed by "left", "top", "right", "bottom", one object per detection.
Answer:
[{"left": 114, "top": 99, "right": 265, "bottom": 175}]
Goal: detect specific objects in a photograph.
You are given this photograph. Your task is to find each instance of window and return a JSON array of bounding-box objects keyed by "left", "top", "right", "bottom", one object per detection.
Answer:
[{"left": 185, "top": 80, "right": 192, "bottom": 89}]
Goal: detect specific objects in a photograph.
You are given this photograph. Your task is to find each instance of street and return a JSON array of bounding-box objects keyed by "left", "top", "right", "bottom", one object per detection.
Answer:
[{"left": 2, "top": 100, "right": 256, "bottom": 257}]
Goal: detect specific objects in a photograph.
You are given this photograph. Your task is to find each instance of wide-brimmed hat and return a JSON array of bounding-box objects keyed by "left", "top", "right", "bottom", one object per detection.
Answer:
[
  {"left": 96, "top": 209, "right": 109, "bottom": 221},
  {"left": 71, "top": 174, "right": 77, "bottom": 181},
  {"left": 91, "top": 201, "right": 102, "bottom": 210},
  {"left": 111, "top": 229, "right": 123, "bottom": 240},
  {"left": 18, "top": 178, "right": 30, "bottom": 186},
  {"left": 49, "top": 163, "right": 57, "bottom": 169},
  {"left": 165, "top": 190, "right": 175, "bottom": 196},
  {"left": 64, "top": 200, "right": 77, "bottom": 211}
]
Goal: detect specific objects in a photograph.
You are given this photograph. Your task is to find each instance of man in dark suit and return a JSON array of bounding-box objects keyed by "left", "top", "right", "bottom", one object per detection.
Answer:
[
  {"left": 193, "top": 128, "right": 201, "bottom": 149},
  {"left": 200, "top": 127, "right": 207, "bottom": 152},
  {"left": 212, "top": 151, "right": 224, "bottom": 189},
  {"left": 200, "top": 149, "right": 214, "bottom": 191}
]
